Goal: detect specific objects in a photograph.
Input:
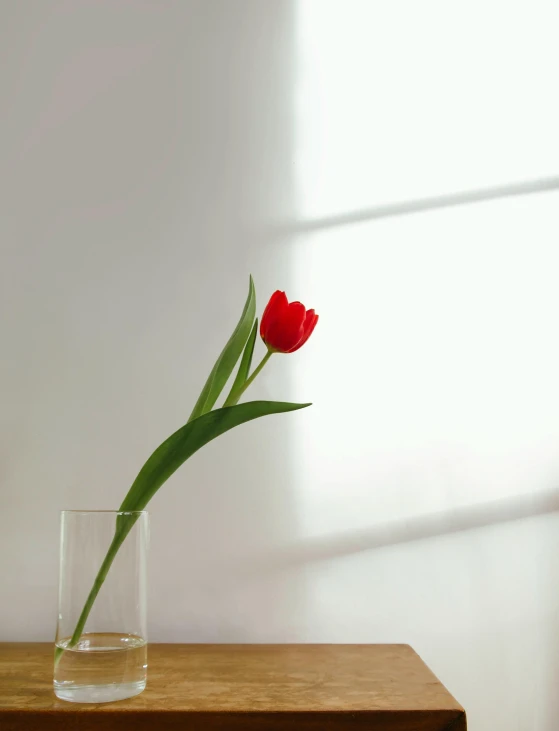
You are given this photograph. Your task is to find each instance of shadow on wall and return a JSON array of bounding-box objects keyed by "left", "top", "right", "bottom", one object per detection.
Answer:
[
  {"left": 231, "top": 486, "right": 559, "bottom": 576},
  {"left": 265, "top": 175, "right": 559, "bottom": 239}
]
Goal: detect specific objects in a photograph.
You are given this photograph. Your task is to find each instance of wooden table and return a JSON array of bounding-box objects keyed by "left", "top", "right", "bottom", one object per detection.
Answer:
[{"left": 0, "top": 643, "right": 466, "bottom": 730}]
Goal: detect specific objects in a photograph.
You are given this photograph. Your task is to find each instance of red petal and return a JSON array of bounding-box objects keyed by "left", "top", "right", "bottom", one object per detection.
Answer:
[
  {"left": 264, "top": 301, "right": 307, "bottom": 352},
  {"left": 287, "top": 310, "right": 319, "bottom": 352},
  {"left": 260, "top": 291, "right": 288, "bottom": 342}
]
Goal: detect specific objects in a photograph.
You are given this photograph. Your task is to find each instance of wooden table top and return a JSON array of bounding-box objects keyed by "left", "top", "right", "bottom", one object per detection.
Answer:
[{"left": 0, "top": 643, "right": 465, "bottom": 730}]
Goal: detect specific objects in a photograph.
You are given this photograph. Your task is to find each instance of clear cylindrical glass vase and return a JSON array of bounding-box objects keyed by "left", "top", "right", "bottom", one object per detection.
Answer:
[{"left": 54, "top": 510, "right": 149, "bottom": 703}]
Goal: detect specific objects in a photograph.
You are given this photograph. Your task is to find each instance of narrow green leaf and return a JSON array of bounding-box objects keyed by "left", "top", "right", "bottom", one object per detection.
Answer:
[
  {"left": 65, "top": 398, "right": 311, "bottom": 654},
  {"left": 120, "top": 400, "right": 311, "bottom": 513},
  {"left": 223, "top": 318, "right": 258, "bottom": 407},
  {"left": 188, "top": 276, "right": 256, "bottom": 422}
]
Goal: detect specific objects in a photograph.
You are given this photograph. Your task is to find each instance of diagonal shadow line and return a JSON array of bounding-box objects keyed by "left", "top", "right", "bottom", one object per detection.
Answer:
[
  {"left": 235, "top": 487, "right": 559, "bottom": 576},
  {"left": 269, "top": 176, "right": 559, "bottom": 237}
]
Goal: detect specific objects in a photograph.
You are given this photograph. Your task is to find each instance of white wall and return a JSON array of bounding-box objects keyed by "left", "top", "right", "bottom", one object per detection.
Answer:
[{"left": 1, "top": 2, "right": 559, "bottom": 729}]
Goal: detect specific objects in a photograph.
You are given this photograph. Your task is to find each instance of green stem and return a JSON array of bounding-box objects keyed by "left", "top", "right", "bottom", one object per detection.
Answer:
[{"left": 229, "top": 350, "right": 273, "bottom": 404}]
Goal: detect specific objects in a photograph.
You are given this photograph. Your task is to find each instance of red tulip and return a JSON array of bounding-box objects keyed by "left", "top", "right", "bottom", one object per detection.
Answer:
[{"left": 260, "top": 290, "right": 318, "bottom": 353}]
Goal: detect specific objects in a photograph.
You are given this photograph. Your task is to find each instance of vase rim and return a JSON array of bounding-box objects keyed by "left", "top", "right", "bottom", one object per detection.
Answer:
[{"left": 60, "top": 510, "right": 148, "bottom": 515}]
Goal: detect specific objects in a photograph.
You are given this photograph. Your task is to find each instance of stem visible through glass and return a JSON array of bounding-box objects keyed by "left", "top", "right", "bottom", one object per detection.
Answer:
[{"left": 54, "top": 517, "right": 136, "bottom": 666}]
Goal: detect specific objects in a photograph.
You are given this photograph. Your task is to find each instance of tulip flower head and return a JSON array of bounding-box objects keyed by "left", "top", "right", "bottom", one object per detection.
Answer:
[{"left": 260, "top": 291, "right": 318, "bottom": 353}]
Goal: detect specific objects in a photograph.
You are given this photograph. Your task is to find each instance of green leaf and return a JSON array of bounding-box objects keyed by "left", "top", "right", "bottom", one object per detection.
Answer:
[
  {"left": 120, "top": 400, "right": 311, "bottom": 512},
  {"left": 223, "top": 318, "right": 258, "bottom": 407},
  {"left": 188, "top": 276, "right": 256, "bottom": 422}
]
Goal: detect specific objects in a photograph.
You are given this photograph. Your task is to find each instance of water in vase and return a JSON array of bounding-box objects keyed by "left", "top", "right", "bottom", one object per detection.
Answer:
[{"left": 54, "top": 632, "right": 147, "bottom": 703}]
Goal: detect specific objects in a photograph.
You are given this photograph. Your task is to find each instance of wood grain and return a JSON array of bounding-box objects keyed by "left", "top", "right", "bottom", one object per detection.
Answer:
[{"left": 0, "top": 643, "right": 466, "bottom": 730}]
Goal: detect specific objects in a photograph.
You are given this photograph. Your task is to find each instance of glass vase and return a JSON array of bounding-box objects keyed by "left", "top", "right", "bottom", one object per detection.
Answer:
[{"left": 54, "top": 510, "right": 149, "bottom": 703}]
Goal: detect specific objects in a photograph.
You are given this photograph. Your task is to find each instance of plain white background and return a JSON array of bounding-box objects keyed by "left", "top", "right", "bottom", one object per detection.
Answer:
[{"left": 2, "top": 2, "right": 559, "bottom": 729}]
